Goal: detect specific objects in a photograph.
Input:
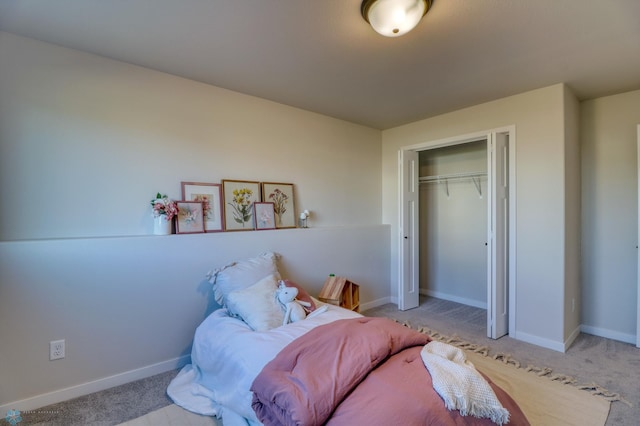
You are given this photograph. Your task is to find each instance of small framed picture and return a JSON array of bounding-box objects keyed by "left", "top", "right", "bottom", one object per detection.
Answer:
[
  {"left": 254, "top": 202, "right": 276, "bottom": 230},
  {"left": 261, "top": 182, "right": 295, "bottom": 228},
  {"left": 176, "top": 201, "right": 205, "bottom": 234},
  {"left": 222, "top": 179, "right": 261, "bottom": 231},
  {"left": 181, "top": 182, "right": 224, "bottom": 232}
]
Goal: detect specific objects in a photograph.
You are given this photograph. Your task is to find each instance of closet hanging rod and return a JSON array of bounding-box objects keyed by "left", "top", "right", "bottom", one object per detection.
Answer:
[{"left": 418, "top": 171, "right": 487, "bottom": 183}]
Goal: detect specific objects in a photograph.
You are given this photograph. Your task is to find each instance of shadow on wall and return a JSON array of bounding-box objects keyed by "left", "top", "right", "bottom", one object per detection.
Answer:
[
  {"left": 198, "top": 279, "right": 222, "bottom": 319},
  {"left": 176, "top": 279, "right": 222, "bottom": 368}
]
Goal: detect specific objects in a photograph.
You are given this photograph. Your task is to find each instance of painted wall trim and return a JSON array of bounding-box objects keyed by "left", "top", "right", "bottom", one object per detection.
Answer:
[
  {"left": 0, "top": 355, "right": 190, "bottom": 413},
  {"left": 514, "top": 331, "right": 566, "bottom": 353},
  {"left": 563, "top": 325, "right": 581, "bottom": 352},
  {"left": 580, "top": 325, "right": 636, "bottom": 345},
  {"left": 360, "top": 297, "right": 393, "bottom": 312},
  {"left": 421, "top": 289, "right": 487, "bottom": 310},
  {"left": 398, "top": 125, "right": 516, "bottom": 339}
]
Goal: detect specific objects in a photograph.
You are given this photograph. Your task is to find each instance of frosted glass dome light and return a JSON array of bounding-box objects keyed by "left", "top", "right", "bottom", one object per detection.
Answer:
[{"left": 361, "top": 0, "right": 431, "bottom": 37}]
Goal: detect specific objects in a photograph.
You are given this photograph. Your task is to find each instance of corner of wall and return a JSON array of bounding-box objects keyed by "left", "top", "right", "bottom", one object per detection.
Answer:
[{"left": 562, "top": 84, "right": 582, "bottom": 342}]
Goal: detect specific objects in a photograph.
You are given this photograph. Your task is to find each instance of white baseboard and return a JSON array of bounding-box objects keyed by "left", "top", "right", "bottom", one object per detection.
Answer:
[
  {"left": 420, "top": 289, "right": 487, "bottom": 310},
  {"left": 563, "top": 324, "right": 581, "bottom": 351},
  {"left": 0, "top": 355, "right": 190, "bottom": 413},
  {"left": 580, "top": 324, "right": 636, "bottom": 344},
  {"left": 360, "top": 296, "right": 392, "bottom": 312},
  {"left": 512, "top": 331, "right": 566, "bottom": 353}
]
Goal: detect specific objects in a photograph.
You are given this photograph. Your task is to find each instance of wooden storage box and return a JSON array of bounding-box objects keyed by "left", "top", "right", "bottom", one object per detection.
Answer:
[{"left": 318, "top": 276, "right": 360, "bottom": 313}]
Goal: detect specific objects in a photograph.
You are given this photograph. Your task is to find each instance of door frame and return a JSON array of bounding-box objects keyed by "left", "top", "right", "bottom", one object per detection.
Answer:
[
  {"left": 636, "top": 124, "right": 639, "bottom": 348},
  {"left": 398, "top": 126, "right": 517, "bottom": 337}
]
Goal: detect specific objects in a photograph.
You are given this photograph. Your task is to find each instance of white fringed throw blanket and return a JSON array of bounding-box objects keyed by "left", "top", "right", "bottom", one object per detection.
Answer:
[{"left": 421, "top": 341, "right": 510, "bottom": 425}]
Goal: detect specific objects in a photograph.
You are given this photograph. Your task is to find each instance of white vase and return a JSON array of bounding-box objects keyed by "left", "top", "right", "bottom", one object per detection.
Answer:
[{"left": 153, "top": 215, "right": 171, "bottom": 235}]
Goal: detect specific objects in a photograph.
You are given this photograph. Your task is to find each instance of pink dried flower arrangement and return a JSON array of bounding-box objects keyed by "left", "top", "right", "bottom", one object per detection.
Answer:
[{"left": 150, "top": 193, "right": 178, "bottom": 220}]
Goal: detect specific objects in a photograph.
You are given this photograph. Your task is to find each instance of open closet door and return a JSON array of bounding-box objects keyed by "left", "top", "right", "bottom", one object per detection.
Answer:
[
  {"left": 399, "top": 149, "right": 420, "bottom": 311},
  {"left": 488, "top": 133, "right": 509, "bottom": 338}
]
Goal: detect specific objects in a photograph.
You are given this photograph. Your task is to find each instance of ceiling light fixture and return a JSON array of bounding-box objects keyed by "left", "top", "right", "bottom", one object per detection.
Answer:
[{"left": 361, "top": 0, "right": 432, "bottom": 37}]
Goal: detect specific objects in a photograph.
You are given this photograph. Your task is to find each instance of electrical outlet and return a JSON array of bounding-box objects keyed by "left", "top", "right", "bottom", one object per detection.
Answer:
[{"left": 50, "top": 339, "right": 65, "bottom": 360}]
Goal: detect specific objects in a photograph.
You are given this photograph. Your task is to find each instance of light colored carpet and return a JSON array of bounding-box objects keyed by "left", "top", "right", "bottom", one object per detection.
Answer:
[{"left": 117, "top": 404, "right": 218, "bottom": 426}]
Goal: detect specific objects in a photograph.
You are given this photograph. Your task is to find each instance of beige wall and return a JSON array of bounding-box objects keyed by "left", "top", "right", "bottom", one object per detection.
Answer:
[
  {"left": 0, "top": 225, "right": 391, "bottom": 410},
  {"left": 0, "top": 31, "right": 381, "bottom": 241},
  {"left": 581, "top": 89, "right": 640, "bottom": 343},
  {"left": 382, "top": 84, "right": 571, "bottom": 350},
  {"left": 0, "top": 32, "right": 389, "bottom": 409}
]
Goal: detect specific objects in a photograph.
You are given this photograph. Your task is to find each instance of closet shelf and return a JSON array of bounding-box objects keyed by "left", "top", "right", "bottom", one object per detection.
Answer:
[
  {"left": 418, "top": 171, "right": 487, "bottom": 183},
  {"left": 419, "top": 171, "right": 487, "bottom": 197}
]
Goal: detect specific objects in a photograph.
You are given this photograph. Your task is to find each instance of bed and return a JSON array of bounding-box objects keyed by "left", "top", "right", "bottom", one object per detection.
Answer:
[{"left": 167, "top": 252, "right": 529, "bottom": 425}]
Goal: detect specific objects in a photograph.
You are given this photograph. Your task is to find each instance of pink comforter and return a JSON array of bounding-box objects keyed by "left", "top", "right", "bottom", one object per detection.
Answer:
[{"left": 251, "top": 317, "right": 529, "bottom": 426}]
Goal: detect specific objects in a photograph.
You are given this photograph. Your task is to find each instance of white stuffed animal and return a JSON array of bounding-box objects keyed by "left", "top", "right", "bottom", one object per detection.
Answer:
[{"left": 276, "top": 281, "right": 310, "bottom": 325}]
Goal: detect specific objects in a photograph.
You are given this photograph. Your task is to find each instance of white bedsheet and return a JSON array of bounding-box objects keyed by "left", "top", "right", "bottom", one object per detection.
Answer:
[{"left": 167, "top": 303, "right": 361, "bottom": 425}]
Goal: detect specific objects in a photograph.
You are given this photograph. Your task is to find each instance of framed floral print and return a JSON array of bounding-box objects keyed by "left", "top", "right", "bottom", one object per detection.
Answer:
[
  {"left": 181, "top": 182, "right": 223, "bottom": 232},
  {"left": 254, "top": 202, "right": 276, "bottom": 230},
  {"left": 176, "top": 201, "right": 205, "bottom": 234},
  {"left": 261, "top": 182, "right": 295, "bottom": 228},
  {"left": 222, "top": 179, "right": 261, "bottom": 231}
]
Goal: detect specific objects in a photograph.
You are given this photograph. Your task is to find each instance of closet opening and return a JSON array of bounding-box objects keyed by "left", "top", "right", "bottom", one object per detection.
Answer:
[
  {"left": 398, "top": 127, "right": 516, "bottom": 339},
  {"left": 419, "top": 140, "right": 488, "bottom": 310}
]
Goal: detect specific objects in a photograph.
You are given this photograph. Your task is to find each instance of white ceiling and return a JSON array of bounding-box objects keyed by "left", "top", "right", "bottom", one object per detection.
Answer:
[{"left": 1, "top": 0, "right": 639, "bottom": 129}]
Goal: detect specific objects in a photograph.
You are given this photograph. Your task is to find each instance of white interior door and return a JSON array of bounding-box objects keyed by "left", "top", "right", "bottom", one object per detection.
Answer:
[
  {"left": 399, "top": 149, "right": 420, "bottom": 310},
  {"left": 488, "top": 132, "right": 509, "bottom": 338}
]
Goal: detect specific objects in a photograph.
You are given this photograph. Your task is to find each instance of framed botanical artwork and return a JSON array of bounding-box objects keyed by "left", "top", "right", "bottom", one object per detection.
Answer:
[
  {"left": 261, "top": 182, "right": 295, "bottom": 228},
  {"left": 254, "top": 202, "right": 276, "bottom": 230},
  {"left": 181, "top": 182, "right": 224, "bottom": 232},
  {"left": 176, "top": 201, "right": 205, "bottom": 234},
  {"left": 222, "top": 180, "right": 261, "bottom": 231}
]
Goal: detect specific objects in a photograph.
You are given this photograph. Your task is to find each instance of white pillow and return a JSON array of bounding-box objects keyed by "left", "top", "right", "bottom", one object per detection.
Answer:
[
  {"left": 226, "top": 274, "right": 284, "bottom": 331},
  {"left": 207, "top": 252, "right": 281, "bottom": 306}
]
